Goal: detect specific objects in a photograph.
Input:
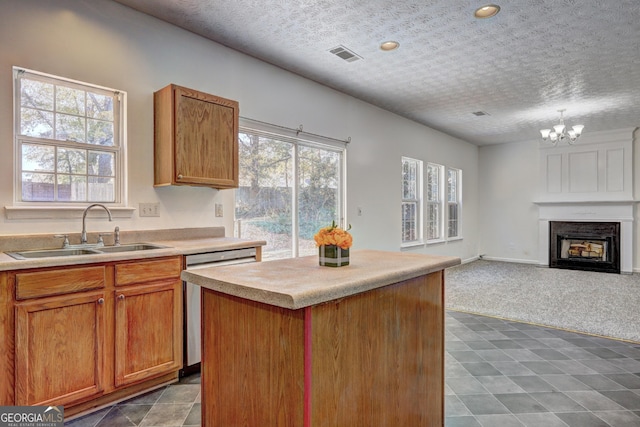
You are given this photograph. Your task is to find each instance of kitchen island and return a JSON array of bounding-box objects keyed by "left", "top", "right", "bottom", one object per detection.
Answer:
[{"left": 181, "top": 249, "right": 460, "bottom": 427}]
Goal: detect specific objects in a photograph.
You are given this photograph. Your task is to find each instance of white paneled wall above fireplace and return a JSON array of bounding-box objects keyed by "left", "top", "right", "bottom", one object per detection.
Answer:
[{"left": 538, "top": 128, "right": 635, "bottom": 203}]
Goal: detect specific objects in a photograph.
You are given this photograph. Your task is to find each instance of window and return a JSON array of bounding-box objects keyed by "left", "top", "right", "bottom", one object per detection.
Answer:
[
  {"left": 426, "top": 162, "right": 462, "bottom": 243},
  {"left": 235, "top": 123, "right": 346, "bottom": 260},
  {"left": 426, "top": 163, "right": 443, "bottom": 241},
  {"left": 401, "top": 157, "right": 423, "bottom": 245},
  {"left": 14, "top": 67, "right": 125, "bottom": 204},
  {"left": 447, "top": 167, "right": 461, "bottom": 238}
]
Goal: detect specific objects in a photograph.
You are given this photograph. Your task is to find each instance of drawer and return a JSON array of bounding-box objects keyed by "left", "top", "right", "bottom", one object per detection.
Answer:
[
  {"left": 15, "top": 266, "right": 106, "bottom": 300},
  {"left": 115, "top": 257, "right": 182, "bottom": 286}
]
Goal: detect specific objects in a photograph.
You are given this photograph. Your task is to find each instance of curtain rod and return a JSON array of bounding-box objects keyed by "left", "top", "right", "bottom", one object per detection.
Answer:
[{"left": 240, "top": 116, "right": 351, "bottom": 144}]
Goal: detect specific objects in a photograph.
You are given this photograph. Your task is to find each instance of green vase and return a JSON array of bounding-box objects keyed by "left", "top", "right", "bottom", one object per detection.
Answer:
[{"left": 319, "top": 245, "right": 350, "bottom": 267}]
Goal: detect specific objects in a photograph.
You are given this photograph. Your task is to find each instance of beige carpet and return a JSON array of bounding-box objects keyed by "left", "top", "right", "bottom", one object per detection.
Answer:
[{"left": 445, "top": 260, "right": 640, "bottom": 342}]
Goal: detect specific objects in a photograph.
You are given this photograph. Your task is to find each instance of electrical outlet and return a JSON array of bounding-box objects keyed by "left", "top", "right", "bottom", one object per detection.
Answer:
[
  {"left": 215, "top": 203, "right": 223, "bottom": 217},
  {"left": 139, "top": 202, "right": 160, "bottom": 217}
]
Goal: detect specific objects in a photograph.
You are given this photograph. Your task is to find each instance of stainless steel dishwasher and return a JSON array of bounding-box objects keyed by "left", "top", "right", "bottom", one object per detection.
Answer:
[{"left": 181, "top": 247, "right": 258, "bottom": 376}]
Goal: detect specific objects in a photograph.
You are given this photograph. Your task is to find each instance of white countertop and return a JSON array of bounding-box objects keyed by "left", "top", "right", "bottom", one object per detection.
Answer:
[{"left": 181, "top": 249, "right": 461, "bottom": 309}]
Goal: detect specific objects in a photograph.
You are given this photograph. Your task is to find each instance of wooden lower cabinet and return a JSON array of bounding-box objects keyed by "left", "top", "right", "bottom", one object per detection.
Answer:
[
  {"left": 14, "top": 290, "right": 106, "bottom": 406},
  {"left": 115, "top": 281, "right": 182, "bottom": 387},
  {"left": 5, "top": 256, "right": 183, "bottom": 414}
]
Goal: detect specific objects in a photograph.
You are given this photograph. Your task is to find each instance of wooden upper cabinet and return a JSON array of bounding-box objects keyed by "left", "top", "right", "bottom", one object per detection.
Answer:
[{"left": 154, "top": 84, "right": 239, "bottom": 188}]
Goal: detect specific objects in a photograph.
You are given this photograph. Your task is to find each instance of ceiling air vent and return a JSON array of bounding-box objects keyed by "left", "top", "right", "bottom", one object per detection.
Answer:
[{"left": 329, "top": 45, "right": 362, "bottom": 63}]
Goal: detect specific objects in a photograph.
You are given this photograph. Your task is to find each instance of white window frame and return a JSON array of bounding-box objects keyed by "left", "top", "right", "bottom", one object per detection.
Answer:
[
  {"left": 426, "top": 162, "right": 463, "bottom": 244},
  {"left": 9, "top": 67, "right": 130, "bottom": 219},
  {"left": 426, "top": 162, "right": 444, "bottom": 243},
  {"left": 447, "top": 167, "right": 462, "bottom": 240},
  {"left": 401, "top": 157, "right": 423, "bottom": 247}
]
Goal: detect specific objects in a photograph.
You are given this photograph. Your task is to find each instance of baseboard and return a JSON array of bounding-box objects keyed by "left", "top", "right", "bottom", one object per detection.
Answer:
[
  {"left": 477, "top": 255, "right": 540, "bottom": 265},
  {"left": 478, "top": 256, "right": 637, "bottom": 274}
]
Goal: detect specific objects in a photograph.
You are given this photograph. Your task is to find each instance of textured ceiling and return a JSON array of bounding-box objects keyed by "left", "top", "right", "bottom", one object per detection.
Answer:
[{"left": 114, "top": 0, "right": 640, "bottom": 145}]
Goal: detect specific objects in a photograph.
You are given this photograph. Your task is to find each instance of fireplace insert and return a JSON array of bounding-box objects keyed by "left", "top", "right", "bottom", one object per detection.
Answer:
[{"left": 549, "top": 221, "right": 620, "bottom": 274}]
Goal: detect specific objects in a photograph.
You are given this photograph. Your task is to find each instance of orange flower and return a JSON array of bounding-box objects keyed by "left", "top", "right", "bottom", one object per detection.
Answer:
[{"left": 314, "top": 221, "right": 352, "bottom": 249}]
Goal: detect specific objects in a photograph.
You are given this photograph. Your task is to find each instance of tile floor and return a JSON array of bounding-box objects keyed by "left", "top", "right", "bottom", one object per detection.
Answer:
[
  {"left": 65, "top": 311, "right": 640, "bottom": 426},
  {"left": 445, "top": 311, "right": 640, "bottom": 427},
  {"left": 64, "top": 374, "right": 202, "bottom": 427}
]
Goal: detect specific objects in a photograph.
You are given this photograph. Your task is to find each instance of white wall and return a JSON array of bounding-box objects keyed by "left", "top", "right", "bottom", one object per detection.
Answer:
[
  {"left": 0, "top": 0, "right": 479, "bottom": 261},
  {"left": 478, "top": 140, "right": 540, "bottom": 263}
]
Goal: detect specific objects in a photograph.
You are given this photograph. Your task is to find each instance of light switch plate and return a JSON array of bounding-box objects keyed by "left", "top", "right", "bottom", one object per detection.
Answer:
[
  {"left": 215, "top": 203, "right": 223, "bottom": 217},
  {"left": 139, "top": 202, "right": 160, "bottom": 217}
]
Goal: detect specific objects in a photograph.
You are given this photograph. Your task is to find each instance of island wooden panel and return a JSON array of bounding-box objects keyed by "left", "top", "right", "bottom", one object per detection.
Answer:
[
  {"left": 310, "top": 271, "right": 444, "bottom": 426},
  {"left": 201, "top": 292, "right": 305, "bottom": 426},
  {"left": 200, "top": 270, "right": 444, "bottom": 427}
]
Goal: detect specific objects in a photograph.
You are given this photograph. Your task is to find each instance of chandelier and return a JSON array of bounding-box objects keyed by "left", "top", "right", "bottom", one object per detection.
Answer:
[{"left": 540, "top": 109, "right": 584, "bottom": 145}]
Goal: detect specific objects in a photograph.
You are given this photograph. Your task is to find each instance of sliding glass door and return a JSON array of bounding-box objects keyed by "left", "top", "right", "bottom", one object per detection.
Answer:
[{"left": 235, "top": 129, "right": 345, "bottom": 260}]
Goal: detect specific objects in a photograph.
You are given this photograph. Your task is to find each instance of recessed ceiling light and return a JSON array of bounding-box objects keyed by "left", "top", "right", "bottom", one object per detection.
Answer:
[
  {"left": 380, "top": 41, "right": 399, "bottom": 51},
  {"left": 474, "top": 4, "right": 500, "bottom": 19}
]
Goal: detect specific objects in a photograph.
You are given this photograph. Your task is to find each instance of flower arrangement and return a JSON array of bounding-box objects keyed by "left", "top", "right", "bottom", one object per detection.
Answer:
[
  {"left": 314, "top": 221, "right": 352, "bottom": 267},
  {"left": 314, "top": 220, "right": 353, "bottom": 249}
]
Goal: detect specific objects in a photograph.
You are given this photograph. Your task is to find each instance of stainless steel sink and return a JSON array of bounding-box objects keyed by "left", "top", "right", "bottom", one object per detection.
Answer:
[
  {"left": 7, "top": 248, "right": 102, "bottom": 260},
  {"left": 97, "top": 243, "right": 168, "bottom": 253},
  {"left": 5, "top": 243, "right": 169, "bottom": 260}
]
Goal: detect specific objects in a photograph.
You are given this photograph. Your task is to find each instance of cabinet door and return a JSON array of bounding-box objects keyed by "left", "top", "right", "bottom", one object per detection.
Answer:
[
  {"left": 15, "top": 291, "right": 105, "bottom": 406},
  {"left": 174, "top": 86, "right": 239, "bottom": 188},
  {"left": 114, "top": 281, "right": 182, "bottom": 387}
]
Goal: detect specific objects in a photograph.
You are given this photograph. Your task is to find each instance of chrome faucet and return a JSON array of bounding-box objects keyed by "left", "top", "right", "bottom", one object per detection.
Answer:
[{"left": 81, "top": 204, "right": 113, "bottom": 245}]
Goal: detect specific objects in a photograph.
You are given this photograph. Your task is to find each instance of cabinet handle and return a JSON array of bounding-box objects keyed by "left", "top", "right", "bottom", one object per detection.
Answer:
[
  {"left": 118, "top": 294, "right": 125, "bottom": 301},
  {"left": 97, "top": 298, "right": 105, "bottom": 305},
  {"left": 177, "top": 174, "right": 183, "bottom": 180}
]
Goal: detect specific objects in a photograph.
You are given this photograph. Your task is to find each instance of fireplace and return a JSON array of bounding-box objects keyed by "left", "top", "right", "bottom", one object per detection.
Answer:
[{"left": 549, "top": 221, "right": 620, "bottom": 274}]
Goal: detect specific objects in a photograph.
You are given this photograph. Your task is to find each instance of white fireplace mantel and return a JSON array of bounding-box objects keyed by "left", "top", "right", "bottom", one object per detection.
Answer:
[{"left": 535, "top": 201, "right": 635, "bottom": 273}]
